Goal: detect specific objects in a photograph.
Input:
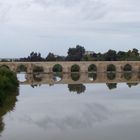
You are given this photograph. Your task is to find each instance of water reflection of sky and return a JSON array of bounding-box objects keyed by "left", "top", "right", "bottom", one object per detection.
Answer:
[{"left": 1, "top": 83, "right": 140, "bottom": 140}]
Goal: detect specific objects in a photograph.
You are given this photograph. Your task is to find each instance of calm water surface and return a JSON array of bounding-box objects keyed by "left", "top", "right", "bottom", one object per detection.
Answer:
[{"left": 1, "top": 73, "right": 140, "bottom": 140}]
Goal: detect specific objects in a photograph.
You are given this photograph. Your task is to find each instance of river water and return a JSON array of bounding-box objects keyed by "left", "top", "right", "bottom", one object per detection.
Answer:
[{"left": 0, "top": 73, "right": 140, "bottom": 140}]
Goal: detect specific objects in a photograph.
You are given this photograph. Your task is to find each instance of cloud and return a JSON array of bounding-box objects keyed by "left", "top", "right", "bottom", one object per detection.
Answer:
[
  {"left": 31, "top": 0, "right": 110, "bottom": 21},
  {"left": 0, "top": 2, "right": 11, "bottom": 22},
  {"left": 17, "top": 102, "right": 112, "bottom": 130},
  {"left": 0, "top": 0, "right": 140, "bottom": 57},
  {"left": 0, "top": 0, "right": 140, "bottom": 25}
]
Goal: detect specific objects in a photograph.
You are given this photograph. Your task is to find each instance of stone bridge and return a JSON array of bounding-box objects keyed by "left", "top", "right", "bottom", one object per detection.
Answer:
[{"left": 0, "top": 61, "right": 140, "bottom": 73}]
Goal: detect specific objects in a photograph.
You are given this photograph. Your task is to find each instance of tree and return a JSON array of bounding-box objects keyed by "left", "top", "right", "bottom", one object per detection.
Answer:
[
  {"left": 46, "top": 53, "right": 56, "bottom": 61},
  {"left": 105, "top": 49, "right": 117, "bottom": 61},
  {"left": 132, "top": 48, "right": 139, "bottom": 57},
  {"left": 68, "top": 84, "right": 86, "bottom": 94},
  {"left": 106, "top": 83, "right": 117, "bottom": 90},
  {"left": 66, "top": 45, "right": 85, "bottom": 61},
  {"left": 107, "top": 64, "right": 116, "bottom": 72},
  {"left": 117, "top": 51, "right": 126, "bottom": 60},
  {"left": 27, "top": 52, "right": 44, "bottom": 61},
  {"left": 53, "top": 64, "right": 63, "bottom": 72}
]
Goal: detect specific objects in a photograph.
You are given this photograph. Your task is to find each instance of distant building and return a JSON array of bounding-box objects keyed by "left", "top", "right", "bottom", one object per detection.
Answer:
[
  {"left": 0, "top": 58, "right": 16, "bottom": 62},
  {"left": 84, "top": 51, "right": 95, "bottom": 55}
]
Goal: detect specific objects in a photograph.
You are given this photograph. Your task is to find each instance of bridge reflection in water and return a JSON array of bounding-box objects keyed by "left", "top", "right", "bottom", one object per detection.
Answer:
[{"left": 19, "top": 72, "right": 140, "bottom": 93}]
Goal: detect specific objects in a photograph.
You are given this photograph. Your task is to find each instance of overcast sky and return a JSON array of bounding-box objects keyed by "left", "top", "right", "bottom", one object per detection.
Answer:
[{"left": 0, "top": 0, "right": 140, "bottom": 58}]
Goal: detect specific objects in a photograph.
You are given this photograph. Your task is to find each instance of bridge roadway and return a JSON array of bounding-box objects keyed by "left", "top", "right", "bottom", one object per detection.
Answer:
[{"left": 0, "top": 61, "right": 140, "bottom": 73}]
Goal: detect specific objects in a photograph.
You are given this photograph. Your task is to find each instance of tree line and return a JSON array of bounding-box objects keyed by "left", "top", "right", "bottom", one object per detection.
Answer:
[{"left": 11, "top": 45, "right": 140, "bottom": 62}]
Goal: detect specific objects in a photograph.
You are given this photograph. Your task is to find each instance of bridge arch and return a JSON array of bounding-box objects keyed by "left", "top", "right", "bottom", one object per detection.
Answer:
[
  {"left": 107, "top": 73, "right": 116, "bottom": 80},
  {"left": 53, "top": 73, "right": 63, "bottom": 83},
  {"left": 71, "top": 64, "right": 80, "bottom": 72},
  {"left": 16, "top": 64, "right": 27, "bottom": 73},
  {"left": 0, "top": 65, "right": 10, "bottom": 70},
  {"left": 71, "top": 73, "right": 80, "bottom": 81},
  {"left": 88, "top": 64, "right": 97, "bottom": 72},
  {"left": 123, "top": 72, "right": 132, "bottom": 80},
  {"left": 123, "top": 64, "right": 132, "bottom": 72},
  {"left": 107, "top": 64, "right": 116, "bottom": 72},
  {"left": 16, "top": 64, "right": 28, "bottom": 83},
  {"left": 52, "top": 64, "right": 63, "bottom": 73},
  {"left": 88, "top": 73, "right": 97, "bottom": 81}
]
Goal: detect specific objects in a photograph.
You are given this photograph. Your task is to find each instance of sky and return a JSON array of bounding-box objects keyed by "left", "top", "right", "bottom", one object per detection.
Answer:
[{"left": 0, "top": 0, "right": 140, "bottom": 58}]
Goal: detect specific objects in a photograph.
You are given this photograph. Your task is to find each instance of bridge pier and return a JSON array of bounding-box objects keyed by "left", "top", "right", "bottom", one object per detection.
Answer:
[
  {"left": 116, "top": 65, "right": 123, "bottom": 73},
  {"left": 96, "top": 72, "right": 106, "bottom": 82},
  {"left": 80, "top": 73, "right": 88, "bottom": 82},
  {"left": 116, "top": 72, "right": 123, "bottom": 81},
  {"left": 80, "top": 64, "right": 88, "bottom": 73},
  {"left": 27, "top": 63, "right": 33, "bottom": 74},
  {"left": 132, "top": 66, "right": 139, "bottom": 72},
  {"left": 97, "top": 64, "right": 107, "bottom": 73},
  {"left": 43, "top": 66, "right": 52, "bottom": 73},
  {"left": 11, "top": 63, "right": 17, "bottom": 73},
  {"left": 63, "top": 67, "right": 70, "bottom": 73}
]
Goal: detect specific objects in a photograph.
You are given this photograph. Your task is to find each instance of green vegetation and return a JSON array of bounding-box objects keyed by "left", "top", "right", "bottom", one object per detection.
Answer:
[
  {"left": 66, "top": 45, "right": 85, "bottom": 61},
  {"left": 2, "top": 45, "right": 139, "bottom": 62},
  {"left": 123, "top": 72, "right": 132, "bottom": 80},
  {"left": 16, "top": 45, "right": 140, "bottom": 62},
  {"left": 68, "top": 84, "right": 86, "bottom": 94},
  {"left": 106, "top": 83, "right": 117, "bottom": 90},
  {"left": 88, "top": 64, "right": 97, "bottom": 72},
  {"left": 0, "top": 66, "right": 19, "bottom": 92},
  {"left": 0, "top": 89, "right": 19, "bottom": 134},
  {"left": 0, "top": 65, "right": 10, "bottom": 69},
  {"left": 107, "top": 64, "right": 116, "bottom": 72},
  {"left": 17, "top": 64, "right": 27, "bottom": 72},
  {"left": 71, "top": 73, "right": 80, "bottom": 81},
  {"left": 71, "top": 64, "right": 80, "bottom": 72},
  {"left": 123, "top": 64, "right": 132, "bottom": 72},
  {"left": 53, "top": 64, "right": 63, "bottom": 73},
  {"left": 46, "top": 53, "right": 56, "bottom": 61},
  {"left": 0, "top": 66, "right": 19, "bottom": 134},
  {"left": 107, "top": 73, "right": 116, "bottom": 80},
  {"left": 0, "top": 87, "right": 19, "bottom": 135},
  {"left": 127, "top": 83, "right": 139, "bottom": 88}
]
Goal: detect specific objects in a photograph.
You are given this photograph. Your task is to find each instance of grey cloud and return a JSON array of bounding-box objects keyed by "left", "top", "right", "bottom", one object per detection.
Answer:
[
  {"left": 0, "top": 3, "right": 11, "bottom": 22},
  {"left": 32, "top": 0, "right": 50, "bottom": 7},
  {"left": 32, "top": 0, "right": 81, "bottom": 7},
  {"left": 68, "top": 22, "right": 140, "bottom": 36},
  {"left": 17, "top": 1, "right": 33, "bottom": 10},
  {"left": 81, "top": 0, "right": 109, "bottom": 20},
  {"left": 32, "top": 0, "right": 110, "bottom": 20},
  {"left": 18, "top": 103, "right": 112, "bottom": 130},
  {"left": 0, "top": 0, "right": 140, "bottom": 57}
]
